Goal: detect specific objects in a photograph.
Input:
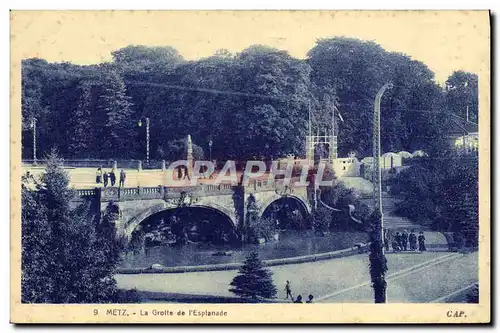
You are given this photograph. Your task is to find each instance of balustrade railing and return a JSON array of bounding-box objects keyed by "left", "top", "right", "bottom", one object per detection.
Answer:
[
  {"left": 74, "top": 176, "right": 304, "bottom": 201},
  {"left": 75, "top": 188, "right": 97, "bottom": 197}
]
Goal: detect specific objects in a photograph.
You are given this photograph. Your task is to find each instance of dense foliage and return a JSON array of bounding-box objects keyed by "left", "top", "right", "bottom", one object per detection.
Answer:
[
  {"left": 21, "top": 39, "right": 477, "bottom": 161},
  {"left": 229, "top": 251, "right": 277, "bottom": 299},
  {"left": 21, "top": 151, "right": 125, "bottom": 303},
  {"left": 390, "top": 152, "right": 479, "bottom": 247}
]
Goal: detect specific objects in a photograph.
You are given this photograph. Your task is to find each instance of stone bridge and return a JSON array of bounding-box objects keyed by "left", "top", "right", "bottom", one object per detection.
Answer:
[{"left": 73, "top": 177, "right": 311, "bottom": 241}]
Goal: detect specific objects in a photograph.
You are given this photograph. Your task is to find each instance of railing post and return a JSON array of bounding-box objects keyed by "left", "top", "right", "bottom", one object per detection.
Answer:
[
  {"left": 137, "top": 160, "right": 142, "bottom": 171},
  {"left": 112, "top": 160, "right": 117, "bottom": 169},
  {"left": 159, "top": 185, "right": 164, "bottom": 198},
  {"left": 161, "top": 160, "right": 166, "bottom": 171}
]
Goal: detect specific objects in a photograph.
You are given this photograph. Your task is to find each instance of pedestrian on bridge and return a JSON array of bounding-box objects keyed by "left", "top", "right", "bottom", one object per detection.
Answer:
[
  {"left": 182, "top": 165, "right": 191, "bottom": 180},
  {"left": 418, "top": 231, "right": 427, "bottom": 252},
  {"left": 103, "top": 171, "right": 109, "bottom": 187},
  {"left": 119, "top": 169, "right": 126, "bottom": 187},
  {"left": 96, "top": 167, "right": 102, "bottom": 184},
  {"left": 110, "top": 169, "right": 116, "bottom": 186},
  {"left": 402, "top": 230, "right": 409, "bottom": 251}
]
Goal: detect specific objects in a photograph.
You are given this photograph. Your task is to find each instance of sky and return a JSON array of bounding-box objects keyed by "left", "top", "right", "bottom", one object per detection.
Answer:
[{"left": 10, "top": 10, "right": 490, "bottom": 84}]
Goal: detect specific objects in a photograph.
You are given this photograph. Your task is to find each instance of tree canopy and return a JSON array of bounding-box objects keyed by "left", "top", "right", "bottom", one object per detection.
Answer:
[{"left": 21, "top": 39, "right": 478, "bottom": 161}]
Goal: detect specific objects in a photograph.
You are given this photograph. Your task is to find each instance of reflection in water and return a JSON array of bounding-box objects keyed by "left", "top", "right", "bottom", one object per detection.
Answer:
[{"left": 119, "top": 231, "right": 368, "bottom": 269}]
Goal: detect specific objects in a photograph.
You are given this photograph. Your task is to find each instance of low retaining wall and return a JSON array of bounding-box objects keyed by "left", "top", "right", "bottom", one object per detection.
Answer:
[{"left": 117, "top": 243, "right": 370, "bottom": 274}]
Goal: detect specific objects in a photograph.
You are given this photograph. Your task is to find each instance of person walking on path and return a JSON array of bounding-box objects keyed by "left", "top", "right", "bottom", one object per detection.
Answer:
[
  {"left": 401, "top": 230, "right": 409, "bottom": 251},
  {"left": 103, "top": 171, "right": 109, "bottom": 187},
  {"left": 284, "top": 280, "right": 293, "bottom": 300},
  {"left": 119, "top": 169, "right": 126, "bottom": 187},
  {"left": 418, "top": 231, "right": 427, "bottom": 252},
  {"left": 306, "top": 294, "right": 314, "bottom": 303},
  {"left": 96, "top": 167, "right": 102, "bottom": 184},
  {"left": 293, "top": 295, "right": 303, "bottom": 303},
  {"left": 110, "top": 169, "right": 116, "bottom": 187},
  {"left": 409, "top": 230, "right": 417, "bottom": 251}
]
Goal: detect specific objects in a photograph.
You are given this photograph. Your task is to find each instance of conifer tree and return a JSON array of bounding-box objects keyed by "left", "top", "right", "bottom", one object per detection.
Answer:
[
  {"left": 98, "top": 67, "right": 135, "bottom": 158},
  {"left": 229, "top": 251, "right": 277, "bottom": 300},
  {"left": 68, "top": 83, "right": 94, "bottom": 157},
  {"left": 21, "top": 150, "right": 124, "bottom": 303}
]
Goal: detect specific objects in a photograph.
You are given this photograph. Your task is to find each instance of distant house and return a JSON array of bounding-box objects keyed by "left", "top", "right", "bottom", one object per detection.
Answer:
[
  {"left": 446, "top": 118, "right": 479, "bottom": 151},
  {"left": 361, "top": 152, "right": 403, "bottom": 171},
  {"left": 332, "top": 156, "right": 361, "bottom": 177},
  {"left": 360, "top": 151, "right": 416, "bottom": 181}
]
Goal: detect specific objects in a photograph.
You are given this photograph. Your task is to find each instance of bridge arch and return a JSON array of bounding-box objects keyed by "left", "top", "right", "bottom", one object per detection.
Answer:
[
  {"left": 257, "top": 194, "right": 311, "bottom": 218},
  {"left": 123, "top": 203, "right": 238, "bottom": 241},
  {"left": 259, "top": 195, "right": 311, "bottom": 230}
]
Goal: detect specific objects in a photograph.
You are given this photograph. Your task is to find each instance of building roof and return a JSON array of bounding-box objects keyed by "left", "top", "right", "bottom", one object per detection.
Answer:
[{"left": 447, "top": 118, "right": 478, "bottom": 136}]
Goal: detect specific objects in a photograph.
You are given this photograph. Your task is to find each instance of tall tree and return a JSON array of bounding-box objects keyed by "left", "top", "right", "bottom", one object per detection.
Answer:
[
  {"left": 226, "top": 45, "right": 312, "bottom": 160},
  {"left": 307, "top": 37, "right": 447, "bottom": 157},
  {"left": 445, "top": 71, "right": 478, "bottom": 123},
  {"left": 112, "top": 45, "right": 184, "bottom": 75},
  {"left": 21, "top": 150, "right": 124, "bottom": 303},
  {"left": 67, "top": 82, "right": 94, "bottom": 157},
  {"left": 98, "top": 66, "right": 136, "bottom": 158}
]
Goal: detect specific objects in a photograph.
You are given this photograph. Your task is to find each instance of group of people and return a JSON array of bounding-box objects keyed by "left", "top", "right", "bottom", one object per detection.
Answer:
[
  {"left": 284, "top": 280, "right": 314, "bottom": 304},
  {"left": 96, "top": 167, "right": 126, "bottom": 187},
  {"left": 385, "top": 229, "right": 426, "bottom": 252}
]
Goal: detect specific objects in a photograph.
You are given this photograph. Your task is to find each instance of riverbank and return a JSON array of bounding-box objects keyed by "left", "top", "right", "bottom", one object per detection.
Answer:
[
  {"left": 119, "top": 231, "right": 370, "bottom": 270},
  {"left": 117, "top": 242, "right": 370, "bottom": 274}
]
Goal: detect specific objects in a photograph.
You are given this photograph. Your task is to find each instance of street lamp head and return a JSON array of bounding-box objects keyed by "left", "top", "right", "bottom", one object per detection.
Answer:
[
  {"left": 138, "top": 119, "right": 142, "bottom": 127},
  {"left": 387, "top": 82, "right": 394, "bottom": 90}
]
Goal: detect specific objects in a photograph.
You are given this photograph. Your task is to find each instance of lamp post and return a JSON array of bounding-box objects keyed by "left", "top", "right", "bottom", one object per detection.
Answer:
[
  {"left": 373, "top": 83, "right": 393, "bottom": 214},
  {"left": 372, "top": 82, "right": 393, "bottom": 303},
  {"left": 138, "top": 117, "right": 150, "bottom": 164},
  {"left": 31, "top": 118, "right": 37, "bottom": 165}
]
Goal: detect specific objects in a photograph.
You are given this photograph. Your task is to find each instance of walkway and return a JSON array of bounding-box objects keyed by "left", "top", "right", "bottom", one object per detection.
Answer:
[
  {"left": 22, "top": 167, "right": 272, "bottom": 189},
  {"left": 115, "top": 251, "right": 477, "bottom": 303}
]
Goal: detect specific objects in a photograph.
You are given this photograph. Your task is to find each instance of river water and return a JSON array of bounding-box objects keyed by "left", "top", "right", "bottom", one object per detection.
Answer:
[{"left": 119, "top": 231, "right": 368, "bottom": 269}]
